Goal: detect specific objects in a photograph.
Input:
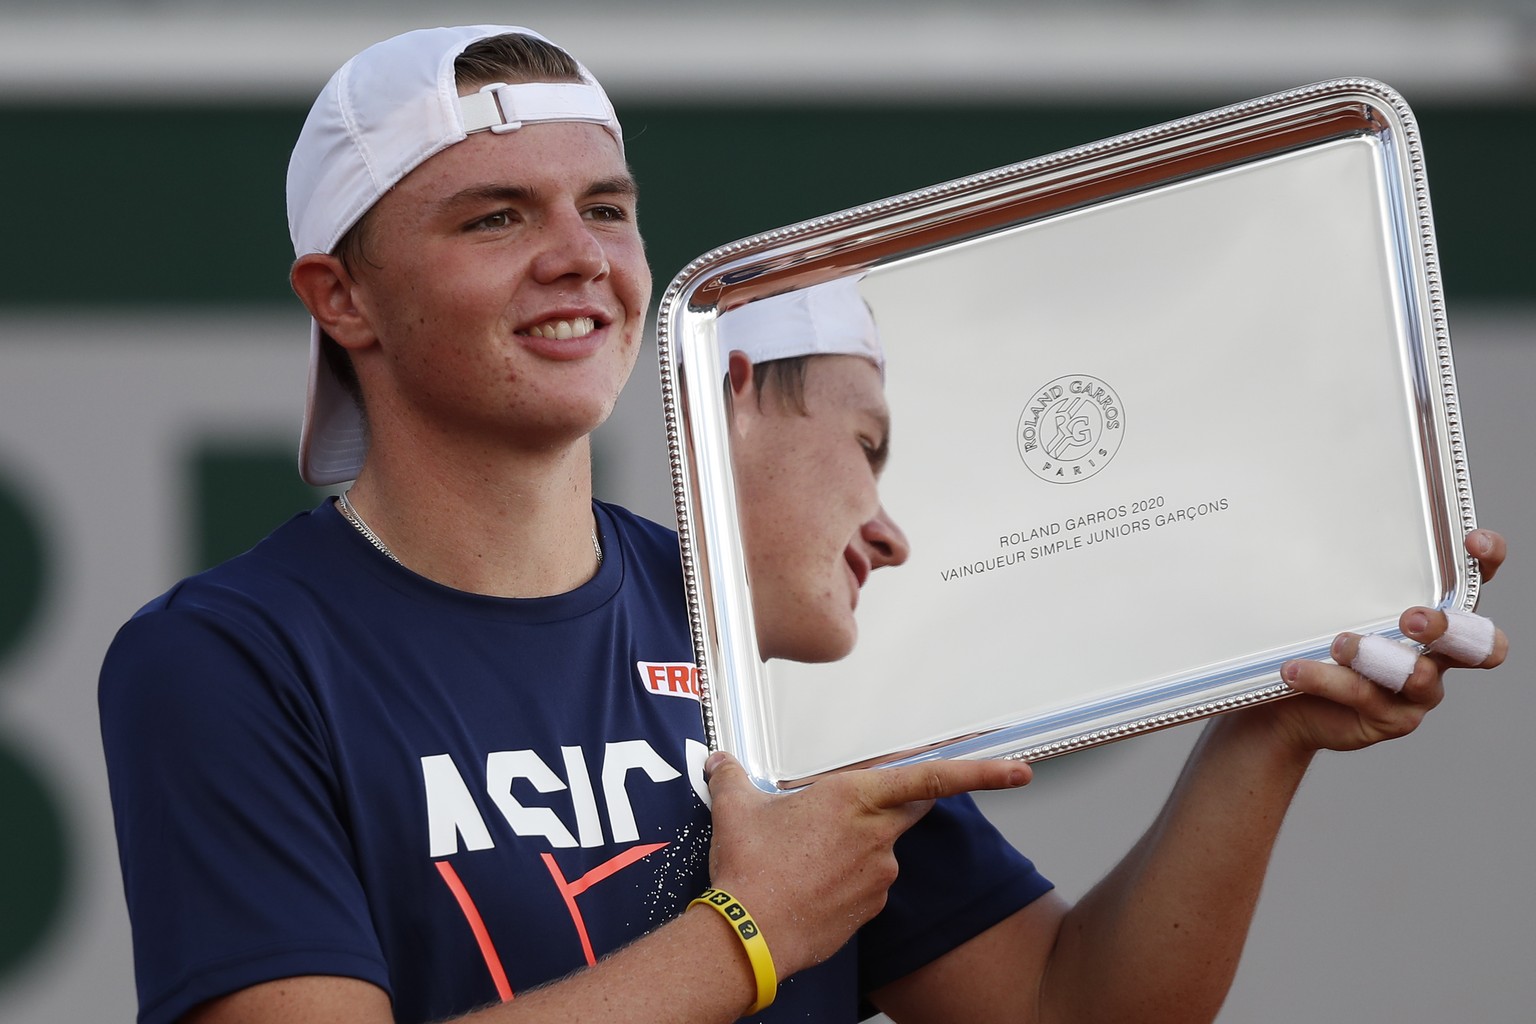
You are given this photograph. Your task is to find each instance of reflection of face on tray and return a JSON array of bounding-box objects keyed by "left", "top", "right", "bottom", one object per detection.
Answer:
[{"left": 719, "top": 280, "right": 908, "bottom": 663}]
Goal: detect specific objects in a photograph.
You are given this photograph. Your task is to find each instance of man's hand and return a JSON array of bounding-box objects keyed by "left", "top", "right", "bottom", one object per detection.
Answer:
[
  {"left": 1246, "top": 529, "right": 1508, "bottom": 757},
  {"left": 702, "top": 753, "right": 1030, "bottom": 979}
]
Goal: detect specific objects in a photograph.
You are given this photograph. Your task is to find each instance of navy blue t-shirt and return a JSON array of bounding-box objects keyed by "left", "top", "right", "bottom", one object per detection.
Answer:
[{"left": 100, "top": 500, "right": 1052, "bottom": 1023}]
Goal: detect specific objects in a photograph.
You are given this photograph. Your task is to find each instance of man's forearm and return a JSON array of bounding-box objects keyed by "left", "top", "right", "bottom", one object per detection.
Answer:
[
  {"left": 1038, "top": 712, "right": 1314, "bottom": 1024},
  {"left": 189, "top": 905, "right": 765, "bottom": 1024},
  {"left": 465, "top": 903, "right": 766, "bottom": 1024}
]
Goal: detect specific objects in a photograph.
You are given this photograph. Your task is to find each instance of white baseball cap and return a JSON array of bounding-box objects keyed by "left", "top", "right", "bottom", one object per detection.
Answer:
[
  {"left": 287, "top": 25, "right": 623, "bottom": 485},
  {"left": 715, "top": 276, "right": 885, "bottom": 374}
]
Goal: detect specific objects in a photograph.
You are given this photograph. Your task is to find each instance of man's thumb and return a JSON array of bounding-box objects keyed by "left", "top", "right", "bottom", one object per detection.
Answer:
[{"left": 703, "top": 750, "right": 737, "bottom": 782}]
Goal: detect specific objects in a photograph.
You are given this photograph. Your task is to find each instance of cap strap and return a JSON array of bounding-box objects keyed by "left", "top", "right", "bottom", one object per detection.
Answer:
[{"left": 461, "top": 82, "right": 615, "bottom": 136}]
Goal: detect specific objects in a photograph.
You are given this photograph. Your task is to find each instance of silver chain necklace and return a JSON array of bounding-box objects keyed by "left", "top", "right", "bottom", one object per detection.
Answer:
[
  {"left": 336, "top": 491, "right": 603, "bottom": 568},
  {"left": 336, "top": 491, "right": 401, "bottom": 564}
]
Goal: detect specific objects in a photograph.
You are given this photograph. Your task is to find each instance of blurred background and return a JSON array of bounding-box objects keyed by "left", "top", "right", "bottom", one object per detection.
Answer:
[{"left": 1, "top": 2, "right": 1532, "bottom": 1021}]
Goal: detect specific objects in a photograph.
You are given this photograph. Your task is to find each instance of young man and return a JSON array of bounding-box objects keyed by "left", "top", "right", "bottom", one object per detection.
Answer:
[{"left": 100, "top": 24, "right": 1508, "bottom": 1024}]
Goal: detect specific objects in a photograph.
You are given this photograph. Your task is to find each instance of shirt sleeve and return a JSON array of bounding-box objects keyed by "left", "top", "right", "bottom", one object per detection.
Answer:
[
  {"left": 856, "top": 792, "right": 1054, "bottom": 995},
  {"left": 99, "top": 599, "right": 391, "bottom": 1024}
]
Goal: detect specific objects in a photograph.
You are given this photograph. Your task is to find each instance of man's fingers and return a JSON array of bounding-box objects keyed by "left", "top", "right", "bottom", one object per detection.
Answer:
[
  {"left": 1426, "top": 610, "right": 1499, "bottom": 664},
  {"left": 1402, "top": 606, "right": 1508, "bottom": 669},
  {"left": 705, "top": 749, "right": 1030, "bottom": 808},
  {"left": 704, "top": 750, "right": 753, "bottom": 801},
  {"left": 1466, "top": 529, "right": 1506, "bottom": 583},
  {"left": 1346, "top": 634, "right": 1417, "bottom": 693},
  {"left": 703, "top": 750, "right": 735, "bottom": 781},
  {"left": 1328, "top": 605, "right": 1506, "bottom": 699},
  {"left": 860, "top": 759, "right": 1031, "bottom": 809}
]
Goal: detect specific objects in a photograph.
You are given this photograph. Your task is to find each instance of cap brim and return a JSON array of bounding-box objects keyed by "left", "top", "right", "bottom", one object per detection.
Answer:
[
  {"left": 716, "top": 276, "right": 883, "bottom": 374},
  {"left": 298, "top": 318, "right": 367, "bottom": 486}
]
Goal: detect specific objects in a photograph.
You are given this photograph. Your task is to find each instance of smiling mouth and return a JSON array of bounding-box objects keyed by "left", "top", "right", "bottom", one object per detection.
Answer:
[{"left": 518, "top": 316, "right": 598, "bottom": 340}]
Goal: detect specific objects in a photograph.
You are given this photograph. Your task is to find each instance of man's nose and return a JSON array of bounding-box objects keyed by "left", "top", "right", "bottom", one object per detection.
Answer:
[
  {"left": 529, "top": 210, "right": 610, "bottom": 284},
  {"left": 862, "top": 504, "right": 911, "bottom": 570}
]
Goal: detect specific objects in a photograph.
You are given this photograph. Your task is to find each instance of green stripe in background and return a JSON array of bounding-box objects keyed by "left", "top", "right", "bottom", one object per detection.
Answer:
[
  {"left": 192, "top": 443, "right": 323, "bottom": 571},
  {"left": 0, "top": 102, "right": 1530, "bottom": 310},
  {"left": 0, "top": 741, "right": 69, "bottom": 985},
  {"left": 0, "top": 472, "right": 68, "bottom": 984}
]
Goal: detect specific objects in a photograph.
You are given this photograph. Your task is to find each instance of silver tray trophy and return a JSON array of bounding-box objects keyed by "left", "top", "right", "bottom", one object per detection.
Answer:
[{"left": 657, "top": 79, "right": 1480, "bottom": 793}]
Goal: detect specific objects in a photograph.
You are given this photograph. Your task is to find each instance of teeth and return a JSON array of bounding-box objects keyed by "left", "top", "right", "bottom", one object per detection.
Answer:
[{"left": 523, "top": 317, "right": 596, "bottom": 340}]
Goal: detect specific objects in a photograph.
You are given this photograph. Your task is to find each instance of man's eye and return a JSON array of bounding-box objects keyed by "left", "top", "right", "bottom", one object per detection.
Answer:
[
  {"left": 585, "top": 204, "right": 629, "bottom": 222},
  {"left": 471, "top": 211, "right": 513, "bottom": 231},
  {"left": 862, "top": 436, "right": 890, "bottom": 473}
]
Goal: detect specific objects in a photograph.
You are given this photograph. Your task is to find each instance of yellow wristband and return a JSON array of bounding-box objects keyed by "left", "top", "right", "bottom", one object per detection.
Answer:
[{"left": 690, "top": 887, "right": 777, "bottom": 1014}]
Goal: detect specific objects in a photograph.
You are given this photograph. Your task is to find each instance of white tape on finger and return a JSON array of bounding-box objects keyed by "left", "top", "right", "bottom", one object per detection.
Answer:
[
  {"left": 1428, "top": 610, "right": 1497, "bottom": 665},
  {"left": 1353, "top": 635, "right": 1417, "bottom": 693}
]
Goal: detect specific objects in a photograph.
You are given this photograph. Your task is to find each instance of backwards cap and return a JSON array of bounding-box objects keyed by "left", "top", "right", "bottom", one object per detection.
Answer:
[
  {"left": 287, "top": 25, "right": 623, "bottom": 486},
  {"left": 715, "top": 276, "right": 884, "bottom": 374}
]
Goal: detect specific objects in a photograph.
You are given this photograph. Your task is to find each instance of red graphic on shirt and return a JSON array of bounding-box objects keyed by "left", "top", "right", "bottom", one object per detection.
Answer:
[
  {"left": 434, "top": 843, "right": 669, "bottom": 1001},
  {"left": 434, "top": 861, "right": 514, "bottom": 1001},
  {"left": 636, "top": 661, "right": 702, "bottom": 701},
  {"left": 541, "top": 844, "right": 669, "bottom": 965}
]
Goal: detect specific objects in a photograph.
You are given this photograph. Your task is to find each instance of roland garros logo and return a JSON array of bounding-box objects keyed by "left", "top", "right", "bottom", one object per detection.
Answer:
[{"left": 1016, "top": 374, "right": 1124, "bottom": 483}]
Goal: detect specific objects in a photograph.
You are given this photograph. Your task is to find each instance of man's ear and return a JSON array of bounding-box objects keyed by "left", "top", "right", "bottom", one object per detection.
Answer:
[
  {"left": 727, "top": 350, "right": 755, "bottom": 402},
  {"left": 724, "top": 349, "right": 764, "bottom": 462},
  {"left": 724, "top": 350, "right": 761, "bottom": 438},
  {"left": 291, "top": 253, "right": 374, "bottom": 351}
]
